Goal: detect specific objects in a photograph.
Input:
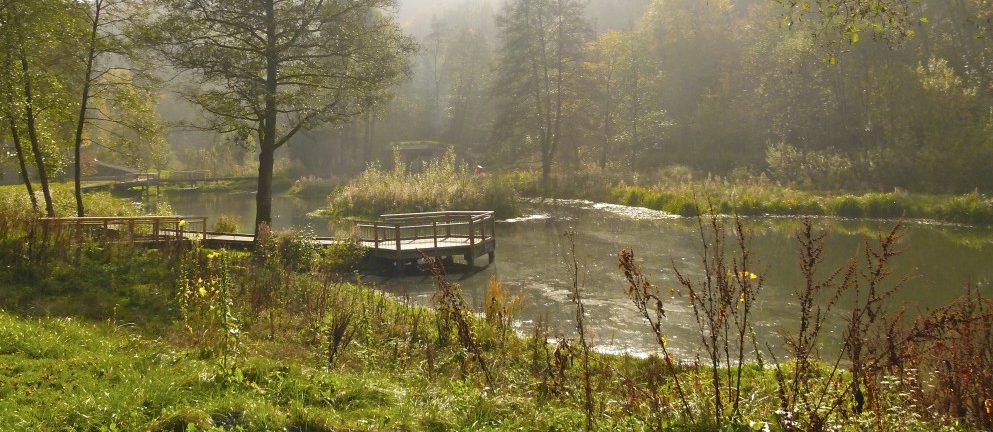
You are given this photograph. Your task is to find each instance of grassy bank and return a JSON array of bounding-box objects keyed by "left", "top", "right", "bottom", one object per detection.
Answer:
[
  {"left": 499, "top": 168, "right": 993, "bottom": 225},
  {"left": 0, "top": 303, "right": 589, "bottom": 430},
  {"left": 326, "top": 151, "right": 519, "bottom": 219},
  {"left": 609, "top": 181, "right": 993, "bottom": 225}
]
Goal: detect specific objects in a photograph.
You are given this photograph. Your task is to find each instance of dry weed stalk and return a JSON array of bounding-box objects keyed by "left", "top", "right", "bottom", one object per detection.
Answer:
[
  {"left": 618, "top": 248, "right": 695, "bottom": 423},
  {"left": 529, "top": 316, "right": 555, "bottom": 397},
  {"left": 672, "top": 213, "right": 763, "bottom": 426},
  {"left": 424, "top": 254, "right": 493, "bottom": 387},
  {"left": 565, "top": 231, "right": 595, "bottom": 431},
  {"left": 325, "top": 294, "right": 357, "bottom": 368},
  {"left": 845, "top": 224, "right": 906, "bottom": 415},
  {"left": 885, "top": 285, "right": 993, "bottom": 428},
  {"left": 484, "top": 275, "right": 520, "bottom": 345},
  {"left": 771, "top": 218, "right": 857, "bottom": 431}
]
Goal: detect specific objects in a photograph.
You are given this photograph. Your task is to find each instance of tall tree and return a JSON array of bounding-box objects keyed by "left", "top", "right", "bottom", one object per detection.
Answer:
[
  {"left": 584, "top": 30, "right": 630, "bottom": 169},
  {"left": 0, "top": 0, "right": 84, "bottom": 217},
  {"left": 492, "top": 0, "right": 590, "bottom": 186},
  {"left": 442, "top": 27, "right": 493, "bottom": 154},
  {"left": 146, "top": 0, "right": 413, "bottom": 234},
  {"left": 72, "top": 0, "right": 164, "bottom": 217},
  {"left": 0, "top": 26, "right": 38, "bottom": 212},
  {"left": 71, "top": 0, "right": 105, "bottom": 217}
]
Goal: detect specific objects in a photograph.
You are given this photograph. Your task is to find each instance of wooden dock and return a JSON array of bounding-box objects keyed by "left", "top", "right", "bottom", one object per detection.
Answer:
[
  {"left": 354, "top": 211, "right": 496, "bottom": 268},
  {"left": 38, "top": 211, "right": 497, "bottom": 270}
]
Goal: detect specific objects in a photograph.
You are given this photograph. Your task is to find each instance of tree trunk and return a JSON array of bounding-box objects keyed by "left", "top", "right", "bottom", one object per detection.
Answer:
[
  {"left": 3, "top": 43, "right": 37, "bottom": 212},
  {"left": 73, "top": 0, "right": 102, "bottom": 218},
  {"left": 551, "top": 0, "right": 565, "bottom": 175},
  {"left": 255, "top": 144, "right": 275, "bottom": 234},
  {"left": 19, "top": 49, "right": 55, "bottom": 217},
  {"left": 363, "top": 111, "right": 373, "bottom": 166},
  {"left": 255, "top": 0, "right": 278, "bottom": 236},
  {"left": 599, "top": 107, "right": 611, "bottom": 170},
  {"left": 7, "top": 118, "right": 38, "bottom": 212},
  {"left": 73, "top": 0, "right": 103, "bottom": 217},
  {"left": 535, "top": 6, "right": 553, "bottom": 188}
]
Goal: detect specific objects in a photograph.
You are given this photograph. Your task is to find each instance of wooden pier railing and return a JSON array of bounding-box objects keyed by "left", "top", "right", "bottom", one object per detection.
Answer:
[
  {"left": 354, "top": 211, "right": 497, "bottom": 267},
  {"left": 39, "top": 216, "right": 207, "bottom": 244}
]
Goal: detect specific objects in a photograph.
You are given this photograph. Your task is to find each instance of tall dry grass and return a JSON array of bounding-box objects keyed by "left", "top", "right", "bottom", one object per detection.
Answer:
[{"left": 327, "top": 149, "right": 519, "bottom": 218}]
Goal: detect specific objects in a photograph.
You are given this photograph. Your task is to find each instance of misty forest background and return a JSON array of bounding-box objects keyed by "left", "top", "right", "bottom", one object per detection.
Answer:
[{"left": 5, "top": 0, "right": 993, "bottom": 195}]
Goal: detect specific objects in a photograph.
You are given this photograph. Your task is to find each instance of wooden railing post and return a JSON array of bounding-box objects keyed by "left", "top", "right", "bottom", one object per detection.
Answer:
[
  {"left": 395, "top": 224, "right": 401, "bottom": 253},
  {"left": 373, "top": 222, "right": 379, "bottom": 249},
  {"left": 433, "top": 220, "right": 438, "bottom": 249},
  {"left": 468, "top": 216, "right": 474, "bottom": 246}
]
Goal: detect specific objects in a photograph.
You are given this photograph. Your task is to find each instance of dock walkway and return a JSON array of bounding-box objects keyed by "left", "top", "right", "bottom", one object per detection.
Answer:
[{"left": 39, "top": 211, "right": 497, "bottom": 269}]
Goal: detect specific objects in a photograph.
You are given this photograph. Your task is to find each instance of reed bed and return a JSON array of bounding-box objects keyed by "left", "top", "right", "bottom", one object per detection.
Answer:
[{"left": 327, "top": 150, "right": 520, "bottom": 219}]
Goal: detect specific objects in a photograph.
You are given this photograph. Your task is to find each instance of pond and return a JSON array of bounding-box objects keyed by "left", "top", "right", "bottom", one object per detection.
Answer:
[{"left": 161, "top": 190, "right": 993, "bottom": 358}]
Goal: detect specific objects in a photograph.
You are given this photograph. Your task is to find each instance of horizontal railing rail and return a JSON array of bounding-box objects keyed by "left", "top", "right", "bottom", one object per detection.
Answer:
[
  {"left": 39, "top": 216, "right": 208, "bottom": 243},
  {"left": 354, "top": 211, "right": 496, "bottom": 251},
  {"left": 166, "top": 170, "right": 211, "bottom": 181}
]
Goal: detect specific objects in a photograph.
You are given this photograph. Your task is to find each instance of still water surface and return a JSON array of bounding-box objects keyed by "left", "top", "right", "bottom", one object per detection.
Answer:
[{"left": 162, "top": 191, "right": 993, "bottom": 358}]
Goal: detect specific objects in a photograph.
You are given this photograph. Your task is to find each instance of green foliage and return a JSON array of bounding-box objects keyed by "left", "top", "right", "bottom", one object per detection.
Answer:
[
  {"left": 315, "top": 240, "right": 367, "bottom": 276},
  {"left": 491, "top": 0, "right": 592, "bottom": 182},
  {"left": 0, "top": 184, "right": 142, "bottom": 219},
  {"left": 212, "top": 215, "right": 240, "bottom": 233},
  {"left": 327, "top": 149, "right": 520, "bottom": 218},
  {"left": 176, "top": 245, "right": 241, "bottom": 368},
  {"left": 936, "top": 192, "right": 993, "bottom": 225}
]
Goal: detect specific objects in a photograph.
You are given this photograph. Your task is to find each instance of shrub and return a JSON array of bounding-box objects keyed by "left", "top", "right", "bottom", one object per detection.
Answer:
[
  {"left": 859, "top": 193, "right": 910, "bottom": 219},
  {"left": 830, "top": 195, "right": 865, "bottom": 218},
  {"left": 315, "top": 240, "right": 367, "bottom": 276},
  {"left": 937, "top": 192, "right": 993, "bottom": 225},
  {"left": 213, "top": 215, "right": 241, "bottom": 233}
]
